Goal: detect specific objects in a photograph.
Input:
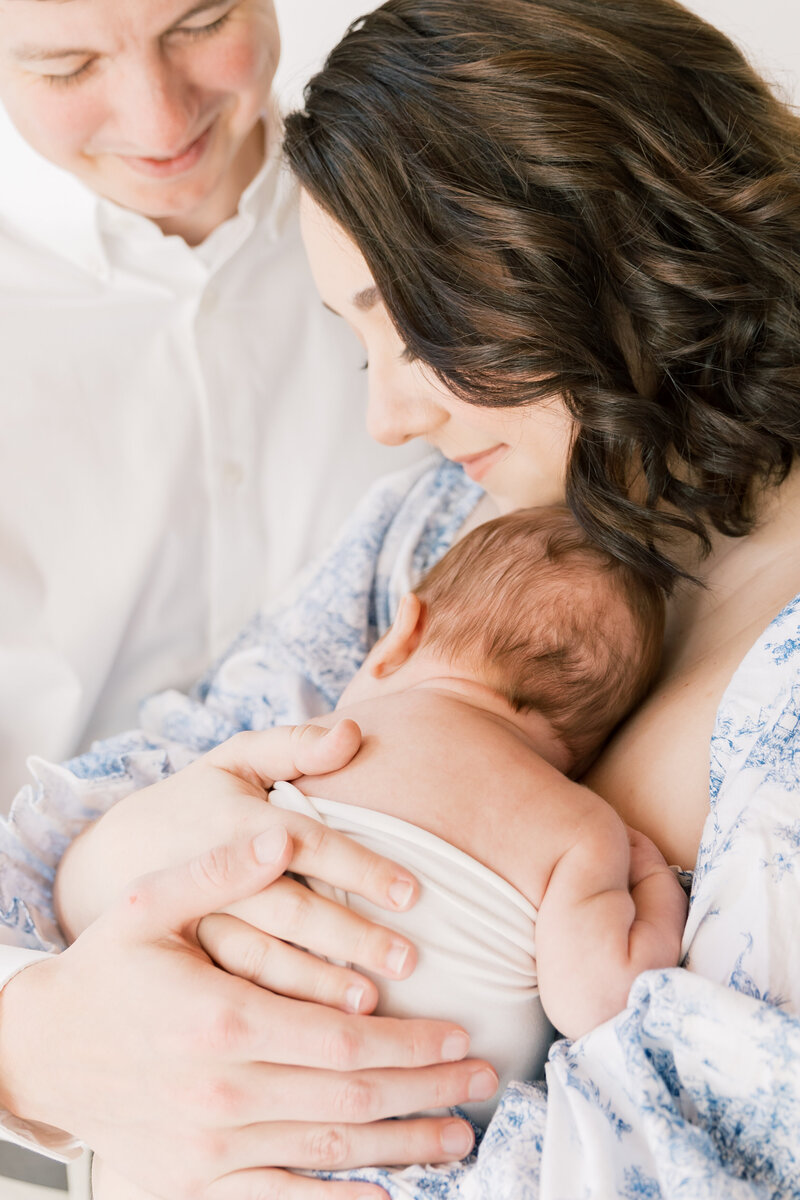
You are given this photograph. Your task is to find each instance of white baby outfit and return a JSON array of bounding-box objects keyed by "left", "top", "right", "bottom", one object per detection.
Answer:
[{"left": 270, "top": 780, "right": 554, "bottom": 1125}]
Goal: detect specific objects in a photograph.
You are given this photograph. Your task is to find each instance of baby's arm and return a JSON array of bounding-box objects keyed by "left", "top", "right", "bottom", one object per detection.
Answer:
[{"left": 534, "top": 793, "right": 688, "bottom": 1039}]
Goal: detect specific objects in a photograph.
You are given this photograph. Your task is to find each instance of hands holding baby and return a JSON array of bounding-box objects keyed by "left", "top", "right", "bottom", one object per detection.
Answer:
[{"left": 1, "top": 722, "right": 484, "bottom": 1200}]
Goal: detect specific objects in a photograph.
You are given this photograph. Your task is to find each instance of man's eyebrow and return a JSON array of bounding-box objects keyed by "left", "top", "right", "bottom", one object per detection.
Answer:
[
  {"left": 171, "top": 0, "right": 232, "bottom": 25},
  {"left": 11, "top": 0, "right": 229, "bottom": 61},
  {"left": 12, "top": 43, "right": 90, "bottom": 61}
]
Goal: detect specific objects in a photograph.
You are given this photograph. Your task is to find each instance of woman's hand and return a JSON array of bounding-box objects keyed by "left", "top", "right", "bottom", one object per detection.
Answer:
[
  {"left": 55, "top": 722, "right": 423, "bottom": 1011},
  {"left": 2, "top": 827, "right": 497, "bottom": 1200}
]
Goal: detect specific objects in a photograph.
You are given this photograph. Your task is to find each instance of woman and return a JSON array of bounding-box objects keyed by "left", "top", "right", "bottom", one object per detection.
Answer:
[{"left": 4, "top": 0, "right": 800, "bottom": 1195}]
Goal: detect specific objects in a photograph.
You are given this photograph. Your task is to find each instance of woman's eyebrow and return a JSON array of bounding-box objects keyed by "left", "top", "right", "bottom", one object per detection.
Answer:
[
  {"left": 321, "top": 285, "right": 380, "bottom": 319},
  {"left": 352, "top": 285, "right": 380, "bottom": 311}
]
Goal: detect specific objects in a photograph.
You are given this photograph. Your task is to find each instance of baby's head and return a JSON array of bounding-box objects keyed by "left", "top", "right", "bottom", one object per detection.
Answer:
[{"left": 343, "top": 507, "right": 664, "bottom": 776}]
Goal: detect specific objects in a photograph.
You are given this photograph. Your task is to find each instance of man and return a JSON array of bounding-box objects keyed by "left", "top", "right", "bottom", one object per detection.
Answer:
[
  {"left": 0, "top": 0, "right": 407, "bottom": 801},
  {"left": 0, "top": 4, "right": 476, "bottom": 1194}
]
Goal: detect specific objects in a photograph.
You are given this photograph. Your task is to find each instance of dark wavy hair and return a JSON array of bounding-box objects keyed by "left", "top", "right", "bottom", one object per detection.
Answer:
[{"left": 284, "top": 0, "right": 800, "bottom": 590}]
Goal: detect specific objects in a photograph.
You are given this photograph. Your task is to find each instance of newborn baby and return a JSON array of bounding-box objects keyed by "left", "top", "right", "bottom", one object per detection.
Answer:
[{"left": 271, "top": 507, "right": 688, "bottom": 1124}]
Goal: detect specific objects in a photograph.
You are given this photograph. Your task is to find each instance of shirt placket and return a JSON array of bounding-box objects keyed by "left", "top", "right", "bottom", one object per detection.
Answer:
[{"left": 192, "top": 258, "right": 265, "bottom": 658}]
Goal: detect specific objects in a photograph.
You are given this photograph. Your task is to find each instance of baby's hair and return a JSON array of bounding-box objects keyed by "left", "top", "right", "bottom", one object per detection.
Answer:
[{"left": 414, "top": 508, "right": 664, "bottom": 775}]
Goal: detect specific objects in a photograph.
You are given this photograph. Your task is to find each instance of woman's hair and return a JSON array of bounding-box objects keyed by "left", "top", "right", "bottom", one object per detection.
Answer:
[
  {"left": 284, "top": 0, "right": 800, "bottom": 590},
  {"left": 413, "top": 507, "right": 665, "bottom": 776}
]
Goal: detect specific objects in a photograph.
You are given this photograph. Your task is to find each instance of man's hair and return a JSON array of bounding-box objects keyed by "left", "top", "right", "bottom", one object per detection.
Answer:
[
  {"left": 284, "top": 0, "right": 800, "bottom": 592},
  {"left": 413, "top": 508, "right": 665, "bottom": 775}
]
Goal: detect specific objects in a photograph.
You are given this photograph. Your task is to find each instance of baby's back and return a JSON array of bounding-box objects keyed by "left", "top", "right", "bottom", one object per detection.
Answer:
[
  {"left": 269, "top": 778, "right": 553, "bottom": 1125},
  {"left": 276, "top": 690, "right": 585, "bottom": 1120}
]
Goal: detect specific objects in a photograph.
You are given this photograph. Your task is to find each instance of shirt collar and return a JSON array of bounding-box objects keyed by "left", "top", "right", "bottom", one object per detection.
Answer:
[
  {"left": 0, "top": 103, "right": 296, "bottom": 278},
  {"left": 0, "top": 103, "right": 107, "bottom": 276}
]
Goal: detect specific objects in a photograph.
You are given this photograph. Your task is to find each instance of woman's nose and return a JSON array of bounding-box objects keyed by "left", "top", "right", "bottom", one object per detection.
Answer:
[{"left": 366, "top": 373, "right": 445, "bottom": 446}]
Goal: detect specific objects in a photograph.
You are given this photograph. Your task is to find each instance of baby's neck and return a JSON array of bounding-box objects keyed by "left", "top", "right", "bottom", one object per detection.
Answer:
[{"left": 392, "top": 665, "right": 572, "bottom": 776}]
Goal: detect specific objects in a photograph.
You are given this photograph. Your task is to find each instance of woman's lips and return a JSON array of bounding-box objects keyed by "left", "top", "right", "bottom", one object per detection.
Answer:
[
  {"left": 120, "top": 124, "right": 214, "bottom": 179},
  {"left": 453, "top": 444, "right": 510, "bottom": 482}
]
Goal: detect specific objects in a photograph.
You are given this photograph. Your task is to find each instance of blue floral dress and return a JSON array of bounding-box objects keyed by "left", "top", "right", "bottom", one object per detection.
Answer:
[{"left": 2, "top": 454, "right": 799, "bottom": 1198}]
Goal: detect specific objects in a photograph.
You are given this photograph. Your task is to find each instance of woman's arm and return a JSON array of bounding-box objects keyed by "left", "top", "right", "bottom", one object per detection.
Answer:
[{"left": 535, "top": 798, "right": 688, "bottom": 1038}]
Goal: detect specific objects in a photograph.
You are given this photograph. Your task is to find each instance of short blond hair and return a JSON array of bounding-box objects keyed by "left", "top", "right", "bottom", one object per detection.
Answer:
[{"left": 414, "top": 508, "right": 664, "bottom": 776}]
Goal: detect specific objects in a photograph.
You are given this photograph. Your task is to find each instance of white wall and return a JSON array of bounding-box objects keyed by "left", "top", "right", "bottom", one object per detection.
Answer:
[{"left": 273, "top": 0, "right": 800, "bottom": 108}]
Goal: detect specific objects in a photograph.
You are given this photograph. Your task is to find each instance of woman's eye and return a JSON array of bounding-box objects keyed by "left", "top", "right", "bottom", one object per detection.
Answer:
[{"left": 360, "top": 360, "right": 369, "bottom": 372}]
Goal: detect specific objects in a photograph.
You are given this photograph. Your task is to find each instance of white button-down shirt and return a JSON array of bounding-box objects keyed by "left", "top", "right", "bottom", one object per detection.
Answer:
[
  {"left": 0, "top": 104, "right": 412, "bottom": 804},
  {"left": 0, "top": 104, "right": 419, "bottom": 1157}
]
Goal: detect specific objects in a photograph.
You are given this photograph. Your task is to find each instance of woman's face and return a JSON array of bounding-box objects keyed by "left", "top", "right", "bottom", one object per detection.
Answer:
[
  {"left": 300, "top": 194, "right": 575, "bottom": 512},
  {"left": 0, "top": 0, "right": 280, "bottom": 240}
]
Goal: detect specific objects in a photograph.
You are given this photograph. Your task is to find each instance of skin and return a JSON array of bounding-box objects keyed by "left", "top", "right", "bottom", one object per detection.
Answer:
[
  {"left": 300, "top": 201, "right": 576, "bottom": 514},
  {"left": 298, "top": 593, "right": 686, "bottom": 1038},
  {"left": 0, "top": 4, "right": 489, "bottom": 1191},
  {"left": 299, "top": 192, "right": 800, "bottom": 868},
  {"left": 6, "top": 724, "right": 494, "bottom": 1200},
  {"left": 0, "top": 0, "right": 280, "bottom": 243}
]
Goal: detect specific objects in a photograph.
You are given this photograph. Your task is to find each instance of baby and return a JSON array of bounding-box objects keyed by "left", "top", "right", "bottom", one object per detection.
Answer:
[{"left": 267, "top": 506, "right": 687, "bottom": 1124}]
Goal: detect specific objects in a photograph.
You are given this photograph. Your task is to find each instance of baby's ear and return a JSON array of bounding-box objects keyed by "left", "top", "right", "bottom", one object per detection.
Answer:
[{"left": 371, "top": 593, "right": 425, "bottom": 678}]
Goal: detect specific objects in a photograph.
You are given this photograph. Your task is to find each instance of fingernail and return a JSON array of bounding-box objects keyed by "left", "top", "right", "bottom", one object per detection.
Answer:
[
  {"left": 384, "top": 940, "right": 410, "bottom": 976},
  {"left": 468, "top": 1068, "right": 498, "bottom": 1102},
  {"left": 441, "top": 1121, "right": 473, "bottom": 1157},
  {"left": 441, "top": 1031, "right": 469, "bottom": 1061},
  {"left": 253, "top": 826, "right": 289, "bottom": 864},
  {"left": 388, "top": 877, "right": 414, "bottom": 909},
  {"left": 345, "top": 984, "right": 366, "bottom": 1013}
]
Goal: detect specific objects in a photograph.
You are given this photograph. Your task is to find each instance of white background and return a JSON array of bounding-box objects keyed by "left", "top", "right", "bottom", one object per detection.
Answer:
[{"left": 274, "top": 0, "right": 800, "bottom": 108}]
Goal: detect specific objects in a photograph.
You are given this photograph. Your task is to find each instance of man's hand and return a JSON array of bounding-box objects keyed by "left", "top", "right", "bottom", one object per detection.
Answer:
[{"left": 2, "top": 824, "right": 496, "bottom": 1200}]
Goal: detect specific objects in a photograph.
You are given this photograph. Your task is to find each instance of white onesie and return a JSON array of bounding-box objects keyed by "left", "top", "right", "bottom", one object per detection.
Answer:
[{"left": 270, "top": 781, "right": 554, "bottom": 1126}]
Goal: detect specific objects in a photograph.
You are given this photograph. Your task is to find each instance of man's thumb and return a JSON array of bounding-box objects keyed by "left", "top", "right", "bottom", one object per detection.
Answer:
[{"left": 119, "top": 826, "right": 292, "bottom": 938}]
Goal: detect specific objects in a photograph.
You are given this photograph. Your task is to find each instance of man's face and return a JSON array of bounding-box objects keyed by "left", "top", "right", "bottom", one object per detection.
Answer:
[{"left": 0, "top": 0, "right": 280, "bottom": 240}]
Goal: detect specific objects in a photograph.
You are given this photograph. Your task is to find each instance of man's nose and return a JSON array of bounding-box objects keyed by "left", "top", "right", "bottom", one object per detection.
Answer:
[
  {"left": 366, "top": 375, "right": 443, "bottom": 446},
  {"left": 111, "top": 55, "right": 199, "bottom": 155}
]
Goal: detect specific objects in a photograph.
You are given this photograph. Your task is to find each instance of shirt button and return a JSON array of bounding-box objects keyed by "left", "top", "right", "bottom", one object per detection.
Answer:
[{"left": 222, "top": 460, "right": 245, "bottom": 487}]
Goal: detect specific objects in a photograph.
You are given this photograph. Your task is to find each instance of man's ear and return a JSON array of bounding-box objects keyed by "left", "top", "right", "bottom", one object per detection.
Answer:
[{"left": 370, "top": 593, "right": 425, "bottom": 678}]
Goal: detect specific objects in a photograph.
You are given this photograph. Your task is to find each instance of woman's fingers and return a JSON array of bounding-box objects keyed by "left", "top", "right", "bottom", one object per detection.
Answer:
[
  {"left": 224, "top": 877, "right": 416, "bottom": 980},
  {"left": 197, "top": 913, "right": 380, "bottom": 1013},
  {"left": 203, "top": 1060, "right": 497, "bottom": 1128},
  {"left": 281, "top": 817, "right": 419, "bottom": 914},
  {"left": 206, "top": 722, "right": 363, "bottom": 790},
  {"left": 230, "top": 1114, "right": 476, "bottom": 1171},
  {"left": 206, "top": 727, "right": 421, "bottom": 915},
  {"left": 117, "top": 825, "right": 295, "bottom": 941},
  {"left": 223, "top": 801, "right": 419, "bottom": 916},
  {"left": 210, "top": 1169, "right": 388, "bottom": 1200},
  {"left": 234, "top": 988, "right": 472, "bottom": 1072}
]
